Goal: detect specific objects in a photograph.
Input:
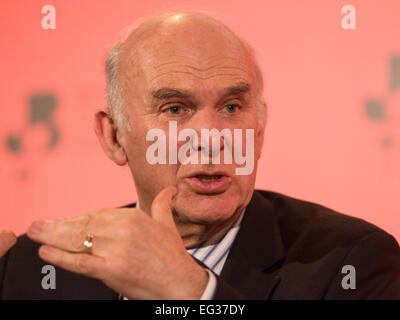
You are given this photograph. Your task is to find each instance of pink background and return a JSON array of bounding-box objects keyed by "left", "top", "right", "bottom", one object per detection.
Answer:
[{"left": 1, "top": 0, "right": 399, "bottom": 241}]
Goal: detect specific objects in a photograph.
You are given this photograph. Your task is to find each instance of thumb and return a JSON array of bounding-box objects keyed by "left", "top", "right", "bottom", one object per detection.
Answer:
[
  {"left": 151, "top": 186, "right": 178, "bottom": 234},
  {"left": 0, "top": 231, "right": 16, "bottom": 258}
]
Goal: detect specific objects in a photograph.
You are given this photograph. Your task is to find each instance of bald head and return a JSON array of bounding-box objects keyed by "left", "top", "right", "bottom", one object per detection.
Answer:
[
  {"left": 105, "top": 11, "right": 266, "bottom": 131},
  {"left": 122, "top": 12, "right": 247, "bottom": 57}
]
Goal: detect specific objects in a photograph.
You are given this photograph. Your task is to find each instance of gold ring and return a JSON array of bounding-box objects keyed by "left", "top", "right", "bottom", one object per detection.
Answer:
[{"left": 83, "top": 234, "right": 94, "bottom": 252}]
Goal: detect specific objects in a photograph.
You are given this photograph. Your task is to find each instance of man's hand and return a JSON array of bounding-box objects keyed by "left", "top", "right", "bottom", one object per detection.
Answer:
[
  {"left": 0, "top": 231, "right": 16, "bottom": 258},
  {"left": 26, "top": 186, "right": 209, "bottom": 299}
]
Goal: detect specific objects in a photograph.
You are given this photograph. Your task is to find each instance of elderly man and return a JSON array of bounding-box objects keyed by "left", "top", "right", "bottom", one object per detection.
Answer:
[{"left": 0, "top": 11, "right": 399, "bottom": 300}]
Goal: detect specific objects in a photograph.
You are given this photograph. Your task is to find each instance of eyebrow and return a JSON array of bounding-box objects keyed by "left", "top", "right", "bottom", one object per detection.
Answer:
[
  {"left": 223, "top": 82, "right": 251, "bottom": 96},
  {"left": 151, "top": 82, "right": 251, "bottom": 101},
  {"left": 152, "top": 88, "right": 191, "bottom": 100}
]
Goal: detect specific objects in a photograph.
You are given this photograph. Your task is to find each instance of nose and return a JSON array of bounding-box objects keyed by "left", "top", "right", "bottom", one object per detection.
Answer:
[
  {"left": 197, "top": 129, "right": 225, "bottom": 157},
  {"left": 187, "top": 109, "right": 228, "bottom": 163}
]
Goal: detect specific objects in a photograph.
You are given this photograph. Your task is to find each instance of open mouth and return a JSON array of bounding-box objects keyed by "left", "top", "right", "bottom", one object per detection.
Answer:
[
  {"left": 187, "top": 173, "right": 231, "bottom": 193},
  {"left": 195, "top": 175, "right": 223, "bottom": 182}
]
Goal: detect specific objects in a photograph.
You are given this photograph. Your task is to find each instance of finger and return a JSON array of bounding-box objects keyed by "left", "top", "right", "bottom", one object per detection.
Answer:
[
  {"left": 0, "top": 231, "right": 17, "bottom": 258},
  {"left": 151, "top": 186, "right": 178, "bottom": 234},
  {"left": 27, "top": 216, "right": 91, "bottom": 253},
  {"left": 38, "top": 245, "right": 105, "bottom": 279},
  {"left": 26, "top": 209, "right": 136, "bottom": 253}
]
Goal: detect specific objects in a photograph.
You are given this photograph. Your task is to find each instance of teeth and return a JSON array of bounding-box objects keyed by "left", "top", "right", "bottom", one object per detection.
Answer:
[{"left": 197, "top": 175, "right": 222, "bottom": 182}]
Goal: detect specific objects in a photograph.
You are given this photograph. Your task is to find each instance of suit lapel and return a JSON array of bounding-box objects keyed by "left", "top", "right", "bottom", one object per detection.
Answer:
[{"left": 219, "top": 190, "right": 285, "bottom": 299}]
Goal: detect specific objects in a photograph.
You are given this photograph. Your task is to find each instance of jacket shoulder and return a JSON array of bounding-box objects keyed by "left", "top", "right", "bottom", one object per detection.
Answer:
[
  {"left": 254, "top": 190, "right": 396, "bottom": 258},
  {"left": 253, "top": 190, "right": 400, "bottom": 298}
]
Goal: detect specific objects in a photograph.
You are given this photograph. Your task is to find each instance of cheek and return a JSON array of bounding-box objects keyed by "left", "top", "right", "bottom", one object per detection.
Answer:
[
  {"left": 130, "top": 162, "right": 178, "bottom": 185},
  {"left": 235, "top": 173, "right": 257, "bottom": 197}
]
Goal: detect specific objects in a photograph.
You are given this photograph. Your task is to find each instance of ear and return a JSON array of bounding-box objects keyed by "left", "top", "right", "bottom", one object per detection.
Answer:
[{"left": 94, "top": 110, "right": 127, "bottom": 166}]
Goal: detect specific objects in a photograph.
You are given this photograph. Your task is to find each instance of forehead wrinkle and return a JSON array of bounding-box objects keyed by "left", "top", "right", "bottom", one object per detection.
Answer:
[
  {"left": 147, "top": 55, "right": 255, "bottom": 84},
  {"left": 151, "top": 54, "right": 252, "bottom": 70},
  {"left": 153, "top": 61, "right": 221, "bottom": 72},
  {"left": 149, "top": 71, "right": 250, "bottom": 84},
  {"left": 153, "top": 64, "right": 252, "bottom": 76},
  {"left": 148, "top": 63, "right": 252, "bottom": 83}
]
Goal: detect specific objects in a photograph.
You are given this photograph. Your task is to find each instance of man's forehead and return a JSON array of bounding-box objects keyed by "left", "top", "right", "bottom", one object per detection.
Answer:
[
  {"left": 116, "top": 11, "right": 257, "bottom": 107},
  {"left": 122, "top": 37, "right": 252, "bottom": 76},
  {"left": 119, "top": 12, "right": 253, "bottom": 74},
  {"left": 119, "top": 47, "right": 255, "bottom": 102}
]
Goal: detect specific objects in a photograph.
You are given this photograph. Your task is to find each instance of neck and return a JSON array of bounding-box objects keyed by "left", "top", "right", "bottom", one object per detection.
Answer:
[{"left": 176, "top": 208, "right": 243, "bottom": 248}]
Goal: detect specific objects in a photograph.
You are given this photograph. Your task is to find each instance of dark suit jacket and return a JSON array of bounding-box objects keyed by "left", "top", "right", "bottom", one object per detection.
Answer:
[{"left": 1, "top": 190, "right": 399, "bottom": 299}]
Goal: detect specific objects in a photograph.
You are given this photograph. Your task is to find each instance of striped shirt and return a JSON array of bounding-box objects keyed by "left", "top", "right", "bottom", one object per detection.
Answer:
[
  {"left": 187, "top": 208, "right": 245, "bottom": 299},
  {"left": 187, "top": 208, "right": 245, "bottom": 274}
]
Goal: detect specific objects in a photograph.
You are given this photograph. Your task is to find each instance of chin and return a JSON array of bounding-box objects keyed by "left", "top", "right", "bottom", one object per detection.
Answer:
[{"left": 173, "top": 189, "right": 243, "bottom": 225}]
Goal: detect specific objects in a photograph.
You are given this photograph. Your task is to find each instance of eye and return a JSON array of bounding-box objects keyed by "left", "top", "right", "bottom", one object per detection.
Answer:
[
  {"left": 165, "top": 106, "right": 182, "bottom": 114},
  {"left": 224, "top": 104, "right": 238, "bottom": 113}
]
